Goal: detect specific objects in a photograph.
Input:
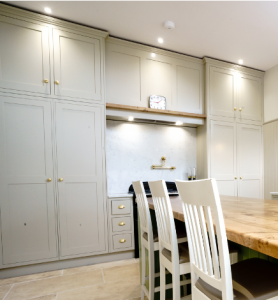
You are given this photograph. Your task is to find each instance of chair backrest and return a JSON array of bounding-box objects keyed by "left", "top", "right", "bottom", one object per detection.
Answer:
[
  {"left": 132, "top": 181, "right": 153, "bottom": 240},
  {"left": 148, "top": 180, "right": 178, "bottom": 254},
  {"left": 176, "top": 179, "right": 233, "bottom": 300}
]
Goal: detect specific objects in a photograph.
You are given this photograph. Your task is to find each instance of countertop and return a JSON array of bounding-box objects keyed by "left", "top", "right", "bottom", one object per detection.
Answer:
[{"left": 145, "top": 195, "right": 278, "bottom": 259}]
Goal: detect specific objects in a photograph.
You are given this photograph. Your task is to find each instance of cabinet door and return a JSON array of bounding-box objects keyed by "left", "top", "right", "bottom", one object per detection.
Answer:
[
  {"left": 53, "top": 29, "right": 101, "bottom": 102},
  {"left": 237, "top": 73, "right": 262, "bottom": 122},
  {"left": 209, "top": 67, "right": 236, "bottom": 118},
  {"left": 237, "top": 124, "right": 262, "bottom": 199},
  {"left": 210, "top": 120, "right": 237, "bottom": 196},
  {"left": 0, "top": 16, "right": 50, "bottom": 95},
  {"left": 55, "top": 103, "right": 106, "bottom": 257},
  {"left": 0, "top": 97, "right": 57, "bottom": 265}
]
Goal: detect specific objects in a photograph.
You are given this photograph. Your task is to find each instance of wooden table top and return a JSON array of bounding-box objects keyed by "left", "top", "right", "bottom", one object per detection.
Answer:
[{"left": 145, "top": 195, "right": 278, "bottom": 259}]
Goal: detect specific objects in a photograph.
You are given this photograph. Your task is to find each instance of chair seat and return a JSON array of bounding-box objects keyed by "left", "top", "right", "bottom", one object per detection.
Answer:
[
  {"left": 143, "top": 228, "right": 187, "bottom": 244},
  {"left": 196, "top": 258, "right": 278, "bottom": 300},
  {"left": 162, "top": 242, "right": 190, "bottom": 264}
]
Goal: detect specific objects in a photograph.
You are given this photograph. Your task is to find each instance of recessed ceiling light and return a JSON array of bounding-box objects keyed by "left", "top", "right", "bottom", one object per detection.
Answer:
[
  {"left": 151, "top": 53, "right": 156, "bottom": 58},
  {"left": 176, "top": 121, "right": 183, "bottom": 126},
  {"left": 158, "top": 38, "right": 163, "bottom": 44},
  {"left": 44, "top": 7, "right": 51, "bottom": 14},
  {"left": 128, "top": 116, "right": 134, "bottom": 121},
  {"left": 238, "top": 59, "right": 243, "bottom": 64}
]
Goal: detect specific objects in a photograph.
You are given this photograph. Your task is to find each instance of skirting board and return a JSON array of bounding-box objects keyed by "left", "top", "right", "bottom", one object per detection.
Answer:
[{"left": 0, "top": 251, "right": 135, "bottom": 279}]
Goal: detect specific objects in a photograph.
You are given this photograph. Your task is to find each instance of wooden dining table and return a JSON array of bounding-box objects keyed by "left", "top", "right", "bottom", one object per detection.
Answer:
[{"left": 145, "top": 194, "right": 278, "bottom": 260}]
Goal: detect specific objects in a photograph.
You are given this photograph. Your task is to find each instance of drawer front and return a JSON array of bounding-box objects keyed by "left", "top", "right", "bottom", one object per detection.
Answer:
[
  {"left": 112, "top": 233, "right": 132, "bottom": 250},
  {"left": 111, "top": 200, "right": 131, "bottom": 215},
  {"left": 112, "top": 217, "right": 132, "bottom": 232}
]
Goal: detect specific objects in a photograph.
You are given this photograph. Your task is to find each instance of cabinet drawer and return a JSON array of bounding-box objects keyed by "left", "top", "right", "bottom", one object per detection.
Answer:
[
  {"left": 111, "top": 200, "right": 131, "bottom": 215},
  {"left": 112, "top": 233, "right": 132, "bottom": 250},
  {"left": 112, "top": 217, "right": 131, "bottom": 232}
]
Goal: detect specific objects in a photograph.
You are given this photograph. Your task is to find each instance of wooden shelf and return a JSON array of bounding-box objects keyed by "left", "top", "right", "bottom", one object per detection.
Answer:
[{"left": 106, "top": 103, "right": 206, "bottom": 119}]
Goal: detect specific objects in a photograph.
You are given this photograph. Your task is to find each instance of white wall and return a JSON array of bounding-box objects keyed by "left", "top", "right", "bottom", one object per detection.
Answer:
[
  {"left": 106, "top": 120, "right": 197, "bottom": 194},
  {"left": 264, "top": 63, "right": 278, "bottom": 123}
]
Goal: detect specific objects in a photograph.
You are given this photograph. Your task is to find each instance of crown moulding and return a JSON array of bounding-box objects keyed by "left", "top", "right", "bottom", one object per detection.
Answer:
[{"left": 0, "top": 3, "right": 109, "bottom": 38}]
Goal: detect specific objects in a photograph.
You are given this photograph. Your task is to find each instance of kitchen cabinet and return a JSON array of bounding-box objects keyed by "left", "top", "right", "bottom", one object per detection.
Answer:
[
  {"left": 0, "top": 96, "right": 57, "bottom": 266},
  {"left": 209, "top": 67, "right": 236, "bottom": 118},
  {"left": 207, "top": 61, "right": 263, "bottom": 122},
  {"left": 106, "top": 38, "right": 204, "bottom": 114},
  {"left": 210, "top": 120, "right": 237, "bottom": 196},
  {"left": 56, "top": 102, "right": 107, "bottom": 258},
  {"left": 237, "top": 123, "right": 262, "bottom": 198},
  {"left": 0, "top": 15, "right": 50, "bottom": 96},
  {"left": 53, "top": 29, "right": 102, "bottom": 102},
  {"left": 209, "top": 120, "right": 263, "bottom": 198},
  {"left": 197, "top": 58, "right": 264, "bottom": 199},
  {"left": 108, "top": 195, "right": 135, "bottom": 253},
  {"left": 0, "top": 4, "right": 108, "bottom": 271}
]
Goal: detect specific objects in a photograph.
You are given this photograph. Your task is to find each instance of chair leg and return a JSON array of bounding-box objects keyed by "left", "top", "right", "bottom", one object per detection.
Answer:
[
  {"left": 149, "top": 247, "right": 155, "bottom": 300},
  {"left": 141, "top": 289, "right": 145, "bottom": 300},
  {"left": 142, "top": 245, "right": 146, "bottom": 292},
  {"left": 172, "top": 269, "right": 181, "bottom": 300},
  {"left": 160, "top": 263, "right": 165, "bottom": 300}
]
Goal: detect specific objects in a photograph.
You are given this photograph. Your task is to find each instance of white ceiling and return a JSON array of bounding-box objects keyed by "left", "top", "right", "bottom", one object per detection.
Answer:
[{"left": 7, "top": 1, "right": 278, "bottom": 71}]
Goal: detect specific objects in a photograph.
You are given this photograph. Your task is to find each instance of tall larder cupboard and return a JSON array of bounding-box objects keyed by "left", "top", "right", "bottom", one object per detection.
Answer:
[
  {"left": 0, "top": 4, "right": 109, "bottom": 273},
  {"left": 197, "top": 58, "right": 264, "bottom": 198}
]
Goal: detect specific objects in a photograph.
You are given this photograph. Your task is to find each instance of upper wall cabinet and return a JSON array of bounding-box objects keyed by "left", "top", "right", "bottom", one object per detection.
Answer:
[
  {"left": 53, "top": 29, "right": 101, "bottom": 102},
  {"left": 0, "top": 15, "right": 50, "bottom": 96},
  {"left": 205, "top": 58, "right": 264, "bottom": 123},
  {"left": 0, "top": 8, "right": 107, "bottom": 103},
  {"left": 106, "top": 38, "right": 204, "bottom": 114}
]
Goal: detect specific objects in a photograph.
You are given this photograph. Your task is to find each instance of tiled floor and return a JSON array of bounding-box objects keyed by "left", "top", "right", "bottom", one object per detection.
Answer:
[{"left": 0, "top": 258, "right": 144, "bottom": 300}]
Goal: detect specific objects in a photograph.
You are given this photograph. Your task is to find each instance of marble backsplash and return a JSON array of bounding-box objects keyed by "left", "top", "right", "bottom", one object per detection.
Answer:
[{"left": 106, "top": 120, "right": 197, "bottom": 194}]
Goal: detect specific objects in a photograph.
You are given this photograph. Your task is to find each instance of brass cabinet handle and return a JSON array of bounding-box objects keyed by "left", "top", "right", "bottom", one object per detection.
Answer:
[
  {"left": 59, "top": 178, "right": 63, "bottom": 182},
  {"left": 44, "top": 79, "right": 49, "bottom": 83},
  {"left": 55, "top": 80, "right": 60, "bottom": 85},
  {"left": 239, "top": 108, "right": 242, "bottom": 111},
  {"left": 47, "top": 178, "right": 52, "bottom": 182},
  {"left": 240, "top": 176, "right": 243, "bottom": 179},
  {"left": 119, "top": 239, "right": 126, "bottom": 243},
  {"left": 118, "top": 205, "right": 125, "bottom": 209},
  {"left": 119, "top": 222, "right": 125, "bottom": 226},
  {"left": 234, "top": 177, "right": 237, "bottom": 179},
  {"left": 234, "top": 107, "right": 237, "bottom": 111}
]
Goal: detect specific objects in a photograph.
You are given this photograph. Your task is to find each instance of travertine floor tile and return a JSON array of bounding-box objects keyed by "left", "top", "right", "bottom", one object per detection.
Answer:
[
  {"left": 5, "top": 270, "right": 103, "bottom": 300},
  {"left": 26, "top": 295, "right": 56, "bottom": 300},
  {"left": 103, "top": 262, "right": 140, "bottom": 283},
  {"left": 0, "top": 270, "right": 62, "bottom": 286},
  {"left": 57, "top": 277, "right": 140, "bottom": 300},
  {"left": 63, "top": 258, "right": 137, "bottom": 275},
  {"left": 0, "top": 284, "right": 12, "bottom": 299}
]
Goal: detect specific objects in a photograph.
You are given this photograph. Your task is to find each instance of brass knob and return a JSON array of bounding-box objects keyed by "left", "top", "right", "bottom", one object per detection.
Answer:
[
  {"left": 119, "top": 222, "right": 125, "bottom": 226},
  {"left": 239, "top": 108, "right": 242, "bottom": 111},
  {"left": 59, "top": 178, "right": 63, "bottom": 182},
  {"left": 44, "top": 79, "right": 49, "bottom": 83},
  {"left": 55, "top": 80, "right": 60, "bottom": 85},
  {"left": 240, "top": 176, "right": 242, "bottom": 179},
  {"left": 234, "top": 177, "right": 237, "bottom": 179},
  {"left": 118, "top": 205, "right": 125, "bottom": 209},
  {"left": 119, "top": 239, "right": 126, "bottom": 243},
  {"left": 234, "top": 107, "right": 237, "bottom": 111},
  {"left": 47, "top": 178, "right": 52, "bottom": 182}
]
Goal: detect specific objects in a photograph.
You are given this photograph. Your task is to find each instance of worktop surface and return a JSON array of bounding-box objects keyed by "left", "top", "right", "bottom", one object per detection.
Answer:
[{"left": 145, "top": 195, "right": 278, "bottom": 259}]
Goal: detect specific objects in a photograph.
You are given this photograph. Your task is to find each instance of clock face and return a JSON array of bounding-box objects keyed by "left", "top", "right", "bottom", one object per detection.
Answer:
[{"left": 149, "top": 95, "right": 166, "bottom": 110}]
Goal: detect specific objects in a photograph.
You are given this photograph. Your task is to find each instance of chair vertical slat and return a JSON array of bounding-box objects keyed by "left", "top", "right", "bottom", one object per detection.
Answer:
[
  {"left": 193, "top": 205, "right": 207, "bottom": 273},
  {"left": 188, "top": 204, "right": 202, "bottom": 269},
  {"left": 198, "top": 206, "right": 213, "bottom": 276},
  {"left": 184, "top": 203, "right": 196, "bottom": 264},
  {"left": 204, "top": 206, "right": 220, "bottom": 279}
]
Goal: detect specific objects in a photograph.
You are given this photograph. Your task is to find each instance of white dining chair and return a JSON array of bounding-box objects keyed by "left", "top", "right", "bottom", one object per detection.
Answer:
[
  {"left": 148, "top": 180, "right": 191, "bottom": 300},
  {"left": 176, "top": 178, "right": 278, "bottom": 300},
  {"left": 133, "top": 181, "right": 189, "bottom": 300}
]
